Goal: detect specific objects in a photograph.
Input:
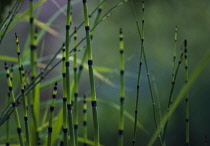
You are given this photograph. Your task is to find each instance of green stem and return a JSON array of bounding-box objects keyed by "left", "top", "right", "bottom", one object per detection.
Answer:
[
  {"left": 83, "top": 95, "right": 88, "bottom": 146},
  {"left": 73, "top": 27, "right": 79, "bottom": 146},
  {"left": 47, "top": 82, "right": 58, "bottom": 146},
  {"left": 5, "top": 62, "right": 25, "bottom": 146},
  {"left": 118, "top": 28, "right": 125, "bottom": 146},
  {"left": 65, "top": 0, "right": 75, "bottom": 145},
  {"left": 82, "top": 0, "right": 99, "bottom": 145},
  {"left": 62, "top": 43, "right": 68, "bottom": 146},
  {"left": 184, "top": 40, "right": 189, "bottom": 145},
  {"left": 15, "top": 33, "right": 31, "bottom": 146}
]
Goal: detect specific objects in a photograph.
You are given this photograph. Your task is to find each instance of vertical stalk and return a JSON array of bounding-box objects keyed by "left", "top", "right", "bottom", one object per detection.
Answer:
[
  {"left": 73, "top": 27, "right": 79, "bottom": 146},
  {"left": 15, "top": 33, "right": 31, "bottom": 146},
  {"left": 29, "top": 0, "right": 40, "bottom": 144},
  {"left": 6, "top": 92, "right": 10, "bottom": 146},
  {"left": 118, "top": 28, "right": 125, "bottom": 146},
  {"left": 130, "top": 0, "right": 144, "bottom": 145},
  {"left": 65, "top": 0, "right": 75, "bottom": 145},
  {"left": 83, "top": 95, "right": 88, "bottom": 146},
  {"left": 82, "top": 0, "right": 99, "bottom": 145},
  {"left": 62, "top": 43, "right": 68, "bottom": 146},
  {"left": 162, "top": 44, "right": 184, "bottom": 142},
  {"left": 184, "top": 40, "right": 189, "bottom": 146},
  {"left": 47, "top": 82, "right": 58, "bottom": 146},
  {"left": 5, "top": 62, "right": 25, "bottom": 146}
]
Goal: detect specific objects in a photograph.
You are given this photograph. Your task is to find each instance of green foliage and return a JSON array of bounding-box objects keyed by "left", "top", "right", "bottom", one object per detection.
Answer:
[{"left": 0, "top": 0, "right": 210, "bottom": 146}]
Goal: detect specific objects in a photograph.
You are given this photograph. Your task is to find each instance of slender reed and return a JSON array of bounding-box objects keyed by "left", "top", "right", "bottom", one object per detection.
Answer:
[
  {"left": 65, "top": 0, "right": 75, "bottom": 145},
  {"left": 47, "top": 82, "right": 58, "bottom": 146},
  {"left": 118, "top": 28, "right": 125, "bottom": 146},
  {"left": 73, "top": 27, "right": 79, "bottom": 146},
  {"left": 162, "top": 43, "right": 184, "bottom": 142},
  {"left": 82, "top": 0, "right": 99, "bottom": 145},
  {"left": 4, "top": 62, "right": 25, "bottom": 146},
  {"left": 29, "top": 0, "right": 41, "bottom": 143},
  {"left": 83, "top": 95, "right": 88, "bottom": 146},
  {"left": 130, "top": 1, "right": 160, "bottom": 144},
  {"left": 62, "top": 43, "right": 68, "bottom": 146},
  {"left": 15, "top": 33, "right": 31, "bottom": 146},
  {"left": 172, "top": 26, "right": 178, "bottom": 84},
  {"left": 184, "top": 40, "right": 189, "bottom": 145},
  {"left": 130, "top": 0, "right": 144, "bottom": 145}
]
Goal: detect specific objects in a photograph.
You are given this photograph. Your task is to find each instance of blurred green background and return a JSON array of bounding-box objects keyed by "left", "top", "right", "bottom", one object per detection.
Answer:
[{"left": 0, "top": 0, "right": 210, "bottom": 145}]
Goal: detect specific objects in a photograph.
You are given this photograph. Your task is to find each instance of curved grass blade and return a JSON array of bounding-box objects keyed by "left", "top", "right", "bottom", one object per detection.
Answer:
[{"left": 148, "top": 51, "right": 210, "bottom": 146}]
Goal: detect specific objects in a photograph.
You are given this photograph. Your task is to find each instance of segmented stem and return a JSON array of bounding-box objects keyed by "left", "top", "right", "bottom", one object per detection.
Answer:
[
  {"left": 15, "top": 33, "right": 31, "bottom": 146},
  {"left": 184, "top": 40, "right": 189, "bottom": 146},
  {"left": 6, "top": 92, "right": 10, "bottom": 146},
  {"left": 83, "top": 95, "right": 88, "bottom": 146},
  {"left": 73, "top": 27, "right": 79, "bottom": 146},
  {"left": 130, "top": 0, "right": 144, "bottom": 145},
  {"left": 82, "top": 0, "right": 99, "bottom": 145},
  {"left": 65, "top": 0, "right": 75, "bottom": 145},
  {"left": 62, "top": 43, "right": 68, "bottom": 146},
  {"left": 162, "top": 43, "right": 184, "bottom": 142},
  {"left": 118, "top": 28, "right": 125, "bottom": 146},
  {"left": 47, "top": 82, "right": 58, "bottom": 146},
  {"left": 5, "top": 62, "right": 25, "bottom": 146}
]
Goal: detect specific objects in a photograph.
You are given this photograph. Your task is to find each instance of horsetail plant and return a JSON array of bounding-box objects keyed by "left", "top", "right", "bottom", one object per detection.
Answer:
[
  {"left": 184, "top": 39, "right": 190, "bottom": 146},
  {"left": 73, "top": 26, "right": 79, "bottom": 146},
  {"left": 15, "top": 33, "right": 31, "bottom": 146},
  {"left": 65, "top": 0, "right": 76, "bottom": 145},
  {"left": 9, "top": 64, "right": 14, "bottom": 82},
  {"left": 0, "top": 2, "right": 129, "bottom": 126},
  {"left": 130, "top": 0, "right": 145, "bottom": 145},
  {"left": 47, "top": 82, "right": 58, "bottom": 146},
  {"left": 118, "top": 28, "right": 125, "bottom": 146},
  {"left": 82, "top": 0, "right": 100, "bottom": 145},
  {"left": 162, "top": 42, "right": 184, "bottom": 142},
  {"left": 6, "top": 92, "right": 10, "bottom": 146},
  {"left": 172, "top": 26, "right": 178, "bottom": 85},
  {"left": 4, "top": 62, "right": 25, "bottom": 146},
  {"left": 62, "top": 43, "right": 68, "bottom": 146},
  {"left": 0, "top": 1, "right": 132, "bottom": 127},
  {"left": 83, "top": 95, "right": 88, "bottom": 146}
]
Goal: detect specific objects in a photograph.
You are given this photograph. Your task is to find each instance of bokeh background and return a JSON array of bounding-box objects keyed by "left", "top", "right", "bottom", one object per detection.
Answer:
[{"left": 0, "top": 0, "right": 210, "bottom": 145}]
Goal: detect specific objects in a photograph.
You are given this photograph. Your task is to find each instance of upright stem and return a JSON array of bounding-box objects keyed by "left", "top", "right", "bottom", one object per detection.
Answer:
[
  {"left": 73, "top": 27, "right": 79, "bottom": 146},
  {"left": 118, "top": 28, "right": 125, "bottom": 146},
  {"left": 83, "top": 95, "right": 88, "bottom": 146},
  {"left": 82, "top": 0, "right": 99, "bottom": 145},
  {"left": 15, "top": 33, "right": 31, "bottom": 146},
  {"left": 30, "top": 0, "right": 40, "bottom": 144},
  {"left": 130, "top": 0, "right": 144, "bottom": 145},
  {"left": 184, "top": 40, "right": 189, "bottom": 146},
  {"left": 6, "top": 92, "right": 10, "bottom": 146},
  {"left": 47, "top": 83, "right": 58, "bottom": 146},
  {"left": 65, "top": 0, "right": 75, "bottom": 145},
  {"left": 62, "top": 43, "right": 68, "bottom": 146},
  {"left": 5, "top": 63, "right": 25, "bottom": 146}
]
